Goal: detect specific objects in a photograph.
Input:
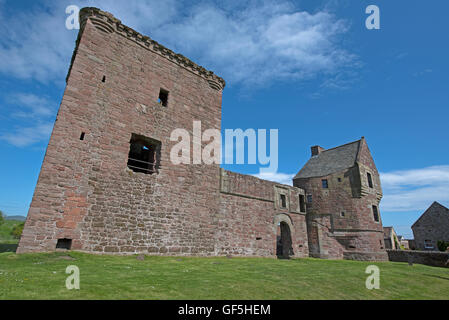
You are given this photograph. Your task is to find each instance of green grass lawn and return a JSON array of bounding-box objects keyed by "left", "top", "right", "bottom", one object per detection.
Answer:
[{"left": 0, "top": 251, "right": 448, "bottom": 300}]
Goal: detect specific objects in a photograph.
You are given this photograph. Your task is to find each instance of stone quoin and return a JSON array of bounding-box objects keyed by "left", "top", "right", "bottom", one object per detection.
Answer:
[{"left": 17, "top": 7, "right": 387, "bottom": 261}]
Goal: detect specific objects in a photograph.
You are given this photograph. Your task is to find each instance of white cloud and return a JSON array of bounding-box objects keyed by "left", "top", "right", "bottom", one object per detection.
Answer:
[
  {"left": 380, "top": 165, "right": 449, "bottom": 212},
  {"left": 253, "top": 171, "right": 295, "bottom": 186},
  {"left": 0, "top": 0, "right": 356, "bottom": 86},
  {"left": 1, "top": 92, "right": 57, "bottom": 147},
  {"left": 8, "top": 93, "right": 54, "bottom": 118},
  {"left": 1, "top": 122, "right": 53, "bottom": 147}
]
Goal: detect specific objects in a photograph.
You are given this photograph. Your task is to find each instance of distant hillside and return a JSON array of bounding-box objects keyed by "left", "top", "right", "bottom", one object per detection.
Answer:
[{"left": 5, "top": 215, "right": 26, "bottom": 222}]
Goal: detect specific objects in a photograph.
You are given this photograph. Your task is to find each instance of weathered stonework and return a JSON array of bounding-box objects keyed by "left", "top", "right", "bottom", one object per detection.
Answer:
[
  {"left": 294, "top": 138, "right": 388, "bottom": 261},
  {"left": 17, "top": 7, "right": 386, "bottom": 261},
  {"left": 412, "top": 202, "right": 449, "bottom": 251}
]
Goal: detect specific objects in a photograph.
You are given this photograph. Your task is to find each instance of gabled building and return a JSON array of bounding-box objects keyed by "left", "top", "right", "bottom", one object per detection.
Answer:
[
  {"left": 412, "top": 202, "right": 449, "bottom": 251},
  {"left": 293, "top": 138, "right": 387, "bottom": 261}
]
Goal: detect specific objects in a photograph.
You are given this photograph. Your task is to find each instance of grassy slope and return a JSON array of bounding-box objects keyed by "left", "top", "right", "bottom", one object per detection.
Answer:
[{"left": 0, "top": 252, "right": 448, "bottom": 300}]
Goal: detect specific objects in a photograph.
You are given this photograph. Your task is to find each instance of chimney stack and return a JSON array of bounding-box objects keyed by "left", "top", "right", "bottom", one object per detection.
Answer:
[{"left": 311, "top": 145, "right": 325, "bottom": 157}]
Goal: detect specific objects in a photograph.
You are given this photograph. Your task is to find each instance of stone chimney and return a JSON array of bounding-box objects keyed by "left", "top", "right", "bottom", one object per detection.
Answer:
[{"left": 311, "top": 145, "right": 325, "bottom": 157}]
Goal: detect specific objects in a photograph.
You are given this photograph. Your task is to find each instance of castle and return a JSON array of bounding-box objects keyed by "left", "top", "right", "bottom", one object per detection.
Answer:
[{"left": 17, "top": 8, "right": 387, "bottom": 261}]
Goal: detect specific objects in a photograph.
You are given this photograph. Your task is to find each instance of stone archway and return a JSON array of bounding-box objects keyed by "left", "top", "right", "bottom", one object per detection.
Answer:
[{"left": 274, "top": 214, "right": 294, "bottom": 259}]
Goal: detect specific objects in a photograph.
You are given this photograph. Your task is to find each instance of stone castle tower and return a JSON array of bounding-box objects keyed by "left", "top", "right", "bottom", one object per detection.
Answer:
[{"left": 17, "top": 7, "right": 386, "bottom": 261}]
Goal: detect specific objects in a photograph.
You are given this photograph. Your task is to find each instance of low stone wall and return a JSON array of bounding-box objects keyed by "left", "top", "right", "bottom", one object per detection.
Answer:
[{"left": 387, "top": 250, "right": 449, "bottom": 268}]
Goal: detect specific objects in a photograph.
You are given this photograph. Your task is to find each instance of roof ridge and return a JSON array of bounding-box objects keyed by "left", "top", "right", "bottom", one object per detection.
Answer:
[{"left": 321, "top": 139, "right": 361, "bottom": 153}]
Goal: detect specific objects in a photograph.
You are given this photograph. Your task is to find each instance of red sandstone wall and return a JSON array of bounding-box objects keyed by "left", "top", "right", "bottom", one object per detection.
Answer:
[
  {"left": 18, "top": 15, "right": 223, "bottom": 254},
  {"left": 217, "top": 170, "right": 309, "bottom": 257},
  {"left": 294, "top": 139, "right": 387, "bottom": 260}
]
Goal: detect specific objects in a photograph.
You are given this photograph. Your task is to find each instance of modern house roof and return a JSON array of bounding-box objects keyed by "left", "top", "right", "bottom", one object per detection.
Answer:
[{"left": 294, "top": 139, "right": 362, "bottom": 179}]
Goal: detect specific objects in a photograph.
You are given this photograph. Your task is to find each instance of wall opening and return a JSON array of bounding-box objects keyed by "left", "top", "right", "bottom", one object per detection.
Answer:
[
  {"left": 127, "top": 133, "right": 161, "bottom": 174},
  {"left": 80, "top": 132, "right": 85, "bottom": 141},
  {"left": 372, "top": 205, "right": 379, "bottom": 222},
  {"left": 158, "top": 88, "right": 169, "bottom": 107},
  {"left": 276, "top": 221, "right": 293, "bottom": 259},
  {"left": 367, "top": 173, "right": 373, "bottom": 188},
  {"left": 322, "top": 179, "right": 328, "bottom": 189},
  {"left": 299, "top": 194, "right": 306, "bottom": 212},
  {"left": 102, "top": 75, "right": 106, "bottom": 83},
  {"left": 280, "top": 194, "right": 286, "bottom": 208},
  {"left": 56, "top": 238, "right": 72, "bottom": 250},
  {"left": 307, "top": 195, "right": 313, "bottom": 203}
]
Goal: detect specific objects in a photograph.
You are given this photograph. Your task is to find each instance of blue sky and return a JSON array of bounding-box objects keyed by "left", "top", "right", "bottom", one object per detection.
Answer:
[{"left": 0, "top": 0, "right": 448, "bottom": 239}]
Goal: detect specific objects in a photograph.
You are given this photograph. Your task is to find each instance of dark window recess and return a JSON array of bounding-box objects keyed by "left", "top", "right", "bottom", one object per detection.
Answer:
[
  {"left": 127, "top": 134, "right": 161, "bottom": 174},
  {"left": 80, "top": 132, "right": 85, "bottom": 141},
  {"left": 299, "top": 195, "right": 306, "bottom": 212},
  {"left": 56, "top": 238, "right": 72, "bottom": 250},
  {"left": 341, "top": 212, "right": 345, "bottom": 217},
  {"left": 367, "top": 173, "right": 373, "bottom": 188},
  {"left": 280, "top": 194, "right": 287, "bottom": 208},
  {"left": 322, "top": 179, "right": 328, "bottom": 189},
  {"left": 338, "top": 177, "right": 342, "bottom": 182},
  {"left": 102, "top": 75, "right": 106, "bottom": 83},
  {"left": 158, "top": 89, "right": 169, "bottom": 107},
  {"left": 307, "top": 195, "right": 313, "bottom": 203},
  {"left": 256, "top": 237, "right": 262, "bottom": 240},
  {"left": 372, "top": 205, "right": 380, "bottom": 222}
]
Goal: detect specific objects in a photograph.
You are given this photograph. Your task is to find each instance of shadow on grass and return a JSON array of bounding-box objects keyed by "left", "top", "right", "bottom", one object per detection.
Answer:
[{"left": 0, "top": 243, "right": 18, "bottom": 253}]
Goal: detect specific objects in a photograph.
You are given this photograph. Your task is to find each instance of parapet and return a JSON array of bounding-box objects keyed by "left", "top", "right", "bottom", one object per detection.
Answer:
[{"left": 68, "top": 7, "right": 226, "bottom": 91}]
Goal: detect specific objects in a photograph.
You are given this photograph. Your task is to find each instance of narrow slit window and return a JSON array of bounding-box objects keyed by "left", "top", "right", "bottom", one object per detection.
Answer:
[
  {"left": 372, "top": 205, "right": 379, "bottom": 222},
  {"left": 367, "top": 173, "right": 373, "bottom": 188},
  {"left": 80, "top": 132, "right": 85, "bottom": 141},
  {"left": 158, "top": 89, "right": 169, "bottom": 107},
  {"left": 56, "top": 238, "right": 72, "bottom": 250},
  {"left": 280, "top": 194, "right": 287, "bottom": 208},
  {"left": 341, "top": 212, "right": 345, "bottom": 217},
  {"left": 102, "top": 75, "right": 106, "bottom": 83},
  {"left": 299, "top": 195, "right": 306, "bottom": 212},
  {"left": 127, "top": 134, "right": 161, "bottom": 174}
]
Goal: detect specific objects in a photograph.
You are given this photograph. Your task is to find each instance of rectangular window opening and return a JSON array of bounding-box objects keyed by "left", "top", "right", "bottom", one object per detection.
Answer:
[
  {"left": 424, "top": 240, "right": 434, "bottom": 249},
  {"left": 102, "top": 75, "right": 106, "bottom": 83},
  {"left": 307, "top": 195, "right": 313, "bottom": 203},
  {"left": 280, "top": 194, "right": 287, "bottom": 208},
  {"left": 127, "top": 133, "right": 161, "bottom": 174},
  {"left": 299, "top": 195, "right": 306, "bottom": 212},
  {"left": 158, "top": 88, "right": 169, "bottom": 107},
  {"left": 322, "top": 179, "right": 328, "bottom": 189},
  {"left": 341, "top": 212, "right": 345, "bottom": 217},
  {"left": 367, "top": 173, "right": 373, "bottom": 188},
  {"left": 372, "top": 205, "right": 379, "bottom": 222},
  {"left": 80, "top": 132, "right": 85, "bottom": 141},
  {"left": 56, "top": 238, "right": 72, "bottom": 250}
]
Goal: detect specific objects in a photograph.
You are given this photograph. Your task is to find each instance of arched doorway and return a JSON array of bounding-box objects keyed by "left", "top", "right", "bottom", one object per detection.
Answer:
[{"left": 276, "top": 221, "right": 293, "bottom": 259}]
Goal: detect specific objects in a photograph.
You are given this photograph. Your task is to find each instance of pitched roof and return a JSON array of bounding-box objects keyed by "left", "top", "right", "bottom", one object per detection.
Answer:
[
  {"left": 411, "top": 201, "right": 449, "bottom": 228},
  {"left": 294, "top": 139, "right": 361, "bottom": 179}
]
